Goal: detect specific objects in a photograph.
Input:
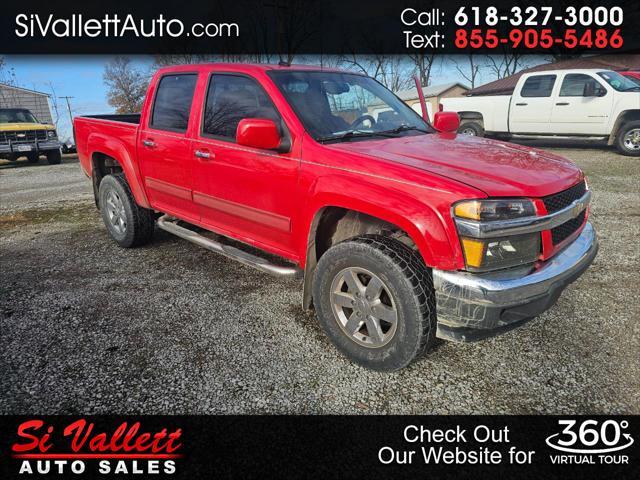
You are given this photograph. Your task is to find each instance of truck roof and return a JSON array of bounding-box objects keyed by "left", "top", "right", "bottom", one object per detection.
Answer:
[
  {"left": 155, "top": 63, "right": 358, "bottom": 76},
  {"left": 520, "top": 68, "right": 614, "bottom": 76}
]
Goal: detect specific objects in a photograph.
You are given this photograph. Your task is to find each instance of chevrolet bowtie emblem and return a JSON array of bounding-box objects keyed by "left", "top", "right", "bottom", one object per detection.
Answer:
[
  {"left": 572, "top": 201, "right": 584, "bottom": 217},
  {"left": 16, "top": 133, "right": 26, "bottom": 138}
]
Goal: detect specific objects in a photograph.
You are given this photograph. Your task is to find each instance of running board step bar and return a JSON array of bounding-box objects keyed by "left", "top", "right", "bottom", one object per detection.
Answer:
[{"left": 156, "top": 215, "right": 301, "bottom": 277}]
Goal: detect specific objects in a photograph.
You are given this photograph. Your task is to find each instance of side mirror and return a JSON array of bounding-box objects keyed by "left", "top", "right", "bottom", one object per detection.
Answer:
[
  {"left": 432, "top": 111, "right": 460, "bottom": 133},
  {"left": 583, "top": 82, "right": 596, "bottom": 97},
  {"left": 236, "top": 118, "right": 282, "bottom": 150}
]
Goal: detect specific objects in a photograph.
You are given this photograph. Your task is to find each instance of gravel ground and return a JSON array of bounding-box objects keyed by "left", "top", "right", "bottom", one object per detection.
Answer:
[{"left": 0, "top": 146, "right": 638, "bottom": 414}]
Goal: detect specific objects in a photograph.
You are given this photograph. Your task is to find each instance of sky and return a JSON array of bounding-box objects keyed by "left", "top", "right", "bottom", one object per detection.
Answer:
[
  {"left": 2, "top": 55, "right": 154, "bottom": 141},
  {"left": 2, "top": 55, "right": 547, "bottom": 142}
]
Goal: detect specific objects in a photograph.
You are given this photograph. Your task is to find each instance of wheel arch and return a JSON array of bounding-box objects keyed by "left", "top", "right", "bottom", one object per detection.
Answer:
[
  {"left": 608, "top": 109, "right": 640, "bottom": 145},
  {"left": 300, "top": 195, "right": 454, "bottom": 310},
  {"left": 88, "top": 132, "right": 150, "bottom": 208}
]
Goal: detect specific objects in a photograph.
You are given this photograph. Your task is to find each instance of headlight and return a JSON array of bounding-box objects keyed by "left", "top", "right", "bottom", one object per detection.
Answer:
[
  {"left": 454, "top": 199, "right": 535, "bottom": 221},
  {"left": 47, "top": 130, "right": 57, "bottom": 138},
  {"left": 454, "top": 199, "right": 539, "bottom": 272}
]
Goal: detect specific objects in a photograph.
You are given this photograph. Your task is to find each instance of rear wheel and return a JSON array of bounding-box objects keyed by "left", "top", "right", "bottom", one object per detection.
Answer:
[
  {"left": 99, "top": 173, "right": 155, "bottom": 248},
  {"left": 616, "top": 121, "right": 640, "bottom": 156},
  {"left": 458, "top": 121, "right": 484, "bottom": 137},
  {"left": 26, "top": 153, "right": 40, "bottom": 163},
  {"left": 46, "top": 149, "right": 62, "bottom": 165},
  {"left": 313, "top": 235, "right": 436, "bottom": 371}
]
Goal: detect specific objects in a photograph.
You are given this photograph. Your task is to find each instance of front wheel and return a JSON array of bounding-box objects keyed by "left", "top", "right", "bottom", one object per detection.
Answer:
[
  {"left": 313, "top": 235, "right": 436, "bottom": 371},
  {"left": 46, "top": 149, "right": 62, "bottom": 165},
  {"left": 26, "top": 153, "right": 40, "bottom": 163},
  {"left": 98, "top": 173, "right": 155, "bottom": 248},
  {"left": 616, "top": 121, "right": 640, "bottom": 156}
]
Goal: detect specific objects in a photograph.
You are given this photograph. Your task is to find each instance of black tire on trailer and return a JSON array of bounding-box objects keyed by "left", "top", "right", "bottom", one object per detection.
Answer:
[
  {"left": 615, "top": 121, "right": 640, "bottom": 156},
  {"left": 313, "top": 234, "right": 436, "bottom": 371},
  {"left": 458, "top": 121, "right": 484, "bottom": 137},
  {"left": 46, "top": 149, "right": 62, "bottom": 165},
  {"left": 98, "top": 173, "right": 155, "bottom": 248}
]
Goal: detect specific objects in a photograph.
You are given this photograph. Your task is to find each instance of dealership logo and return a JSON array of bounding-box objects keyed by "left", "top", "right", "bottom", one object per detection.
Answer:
[
  {"left": 546, "top": 419, "right": 633, "bottom": 465},
  {"left": 11, "top": 418, "right": 183, "bottom": 475}
]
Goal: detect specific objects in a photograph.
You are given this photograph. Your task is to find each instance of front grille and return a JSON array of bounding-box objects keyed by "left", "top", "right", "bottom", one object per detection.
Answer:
[
  {"left": 0, "top": 130, "right": 49, "bottom": 144},
  {"left": 551, "top": 210, "right": 586, "bottom": 245},
  {"left": 542, "top": 180, "right": 586, "bottom": 213}
]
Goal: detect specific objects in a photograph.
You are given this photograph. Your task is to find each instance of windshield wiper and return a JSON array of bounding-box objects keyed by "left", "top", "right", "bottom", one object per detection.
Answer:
[
  {"left": 317, "top": 130, "right": 397, "bottom": 143},
  {"left": 379, "top": 125, "right": 428, "bottom": 135}
]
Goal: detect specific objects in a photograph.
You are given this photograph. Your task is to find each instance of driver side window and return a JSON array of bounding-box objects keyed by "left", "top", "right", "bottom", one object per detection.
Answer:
[
  {"left": 203, "top": 74, "right": 280, "bottom": 140},
  {"left": 559, "top": 74, "right": 605, "bottom": 97}
]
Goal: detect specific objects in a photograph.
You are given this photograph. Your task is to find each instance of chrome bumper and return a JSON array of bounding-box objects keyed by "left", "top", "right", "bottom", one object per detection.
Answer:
[
  {"left": 0, "top": 141, "right": 60, "bottom": 154},
  {"left": 433, "top": 222, "right": 598, "bottom": 342}
]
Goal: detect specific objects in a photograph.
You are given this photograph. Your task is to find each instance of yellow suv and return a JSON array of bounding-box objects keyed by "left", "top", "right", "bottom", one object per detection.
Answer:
[{"left": 0, "top": 108, "right": 62, "bottom": 164}]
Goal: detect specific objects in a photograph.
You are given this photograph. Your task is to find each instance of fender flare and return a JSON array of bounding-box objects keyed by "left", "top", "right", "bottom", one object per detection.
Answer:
[
  {"left": 299, "top": 177, "right": 460, "bottom": 310},
  {"left": 88, "top": 132, "right": 151, "bottom": 208}
]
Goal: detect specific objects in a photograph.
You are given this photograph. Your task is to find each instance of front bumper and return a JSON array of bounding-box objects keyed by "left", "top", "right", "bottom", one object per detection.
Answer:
[
  {"left": 433, "top": 222, "right": 598, "bottom": 342},
  {"left": 0, "top": 141, "right": 60, "bottom": 154}
]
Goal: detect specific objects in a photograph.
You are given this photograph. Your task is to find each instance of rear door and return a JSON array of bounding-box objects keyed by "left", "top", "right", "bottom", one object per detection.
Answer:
[
  {"left": 191, "top": 73, "right": 299, "bottom": 257},
  {"left": 138, "top": 73, "right": 199, "bottom": 221},
  {"left": 509, "top": 74, "right": 557, "bottom": 134},
  {"left": 549, "top": 73, "right": 613, "bottom": 135}
]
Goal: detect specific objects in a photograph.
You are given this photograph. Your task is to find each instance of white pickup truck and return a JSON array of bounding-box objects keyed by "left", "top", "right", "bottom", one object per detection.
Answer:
[{"left": 440, "top": 69, "right": 640, "bottom": 156}]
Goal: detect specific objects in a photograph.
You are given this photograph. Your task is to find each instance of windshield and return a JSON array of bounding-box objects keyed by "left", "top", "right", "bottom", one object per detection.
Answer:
[
  {"left": 624, "top": 74, "right": 640, "bottom": 86},
  {"left": 0, "top": 109, "right": 39, "bottom": 124},
  {"left": 268, "top": 71, "right": 431, "bottom": 142},
  {"left": 597, "top": 71, "right": 639, "bottom": 91}
]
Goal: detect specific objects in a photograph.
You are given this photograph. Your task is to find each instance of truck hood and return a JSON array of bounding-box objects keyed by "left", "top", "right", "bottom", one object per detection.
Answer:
[
  {"left": 0, "top": 123, "right": 55, "bottom": 131},
  {"left": 328, "top": 133, "right": 583, "bottom": 197}
]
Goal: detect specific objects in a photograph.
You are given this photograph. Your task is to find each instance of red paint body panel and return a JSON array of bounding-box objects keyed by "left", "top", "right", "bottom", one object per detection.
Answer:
[
  {"left": 74, "top": 63, "right": 587, "bottom": 272},
  {"left": 621, "top": 71, "right": 640, "bottom": 81}
]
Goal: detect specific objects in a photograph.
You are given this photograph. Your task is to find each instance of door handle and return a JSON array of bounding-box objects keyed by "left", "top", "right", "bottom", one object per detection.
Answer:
[
  {"left": 555, "top": 102, "right": 570, "bottom": 106},
  {"left": 195, "top": 149, "right": 213, "bottom": 159},
  {"left": 515, "top": 103, "right": 528, "bottom": 106},
  {"left": 142, "top": 139, "right": 156, "bottom": 148}
]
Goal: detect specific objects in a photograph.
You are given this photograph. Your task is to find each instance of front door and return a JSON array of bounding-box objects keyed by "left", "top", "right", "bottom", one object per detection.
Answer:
[
  {"left": 192, "top": 73, "right": 299, "bottom": 257},
  {"left": 550, "top": 73, "right": 613, "bottom": 135},
  {"left": 138, "top": 73, "right": 199, "bottom": 221},
  {"left": 509, "top": 74, "right": 557, "bottom": 134}
]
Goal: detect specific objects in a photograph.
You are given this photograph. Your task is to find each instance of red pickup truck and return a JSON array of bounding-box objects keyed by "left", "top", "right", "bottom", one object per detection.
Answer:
[{"left": 74, "top": 63, "right": 598, "bottom": 371}]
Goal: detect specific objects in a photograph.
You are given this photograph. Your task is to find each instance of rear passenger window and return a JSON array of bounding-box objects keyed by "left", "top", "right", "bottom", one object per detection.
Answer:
[
  {"left": 151, "top": 74, "right": 197, "bottom": 132},
  {"left": 202, "top": 75, "right": 280, "bottom": 140},
  {"left": 560, "top": 74, "right": 603, "bottom": 96},
  {"left": 520, "top": 75, "right": 556, "bottom": 98}
]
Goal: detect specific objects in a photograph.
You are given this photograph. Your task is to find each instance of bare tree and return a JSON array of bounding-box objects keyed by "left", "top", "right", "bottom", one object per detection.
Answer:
[
  {"left": 45, "top": 82, "right": 61, "bottom": 130},
  {"left": 484, "top": 53, "right": 530, "bottom": 80},
  {"left": 408, "top": 53, "right": 437, "bottom": 88},
  {"left": 451, "top": 54, "right": 479, "bottom": 89},
  {"left": 0, "top": 56, "right": 21, "bottom": 106},
  {"left": 341, "top": 54, "right": 412, "bottom": 92},
  {"left": 103, "top": 57, "right": 149, "bottom": 113}
]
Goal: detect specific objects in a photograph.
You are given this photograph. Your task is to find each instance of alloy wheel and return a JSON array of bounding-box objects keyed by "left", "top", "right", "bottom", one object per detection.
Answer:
[
  {"left": 105, "top": 190, "right": 127, "bottom": 235},
  {"left": 330, "top": 267, "right": 398, "bottom": 348}
]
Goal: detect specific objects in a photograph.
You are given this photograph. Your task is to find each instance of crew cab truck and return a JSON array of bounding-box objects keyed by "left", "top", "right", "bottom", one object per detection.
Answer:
[
  {"left": 74, "top": 64, "right": 598, "bottom": 371},
  {"left": 0, "top": 108, "right": 62, "bottom": 164},
  {"left": 440, "top": 69, "right": 640, "bottom": 156}
]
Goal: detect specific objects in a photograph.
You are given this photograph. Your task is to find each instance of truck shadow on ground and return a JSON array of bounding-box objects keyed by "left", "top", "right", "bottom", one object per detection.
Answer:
[{"left": 0, "top": 154, "right": 79, "bottom": 170}]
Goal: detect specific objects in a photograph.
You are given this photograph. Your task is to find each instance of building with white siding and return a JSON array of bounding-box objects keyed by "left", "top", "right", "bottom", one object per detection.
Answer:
[{"left": 0, "top": 83, "right": 53, "bottom": 124}]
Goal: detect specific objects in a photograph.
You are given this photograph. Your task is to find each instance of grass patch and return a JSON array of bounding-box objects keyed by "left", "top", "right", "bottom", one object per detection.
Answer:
[{"left": 0, "top": 202, "right": 97, "bottom": 231}]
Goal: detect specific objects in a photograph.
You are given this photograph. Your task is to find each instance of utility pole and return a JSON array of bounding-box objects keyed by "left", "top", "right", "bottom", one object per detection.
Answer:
[{"left": 59, "top": 96, "right": 75, "bottom": 142}]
